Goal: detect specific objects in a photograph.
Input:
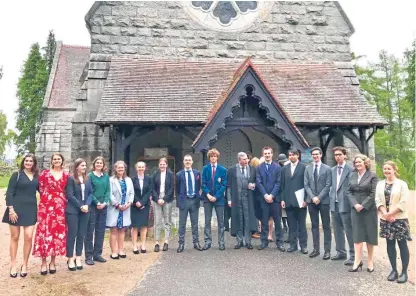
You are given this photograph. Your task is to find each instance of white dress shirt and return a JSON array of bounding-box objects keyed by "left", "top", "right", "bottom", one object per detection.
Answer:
[
  {"left": 290, "top": 161, "right": 299, "bottom": 176},
  {"left": 160, "top": 171, "right": 166, "bottom": 198},
  {"left": 313, "top": 161, "right": 322, "bottom": 177}
]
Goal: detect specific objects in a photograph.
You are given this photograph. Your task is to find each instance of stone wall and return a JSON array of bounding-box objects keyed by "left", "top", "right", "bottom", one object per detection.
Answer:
[
  {"left": 86, "top": 1, "right": 352, "bottom": 62},
  {"left": 36, "top": 110, "right": 76, "bottom": 169}
]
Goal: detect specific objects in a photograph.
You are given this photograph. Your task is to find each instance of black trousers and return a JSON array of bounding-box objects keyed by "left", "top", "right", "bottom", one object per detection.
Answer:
[
  {"left": 286, "top": 206, "right": 307, "bottom": 249},
  {"left": 260, "top": 200, "right": 283, "bottom": 246},
  {"left": 85, "top": 205, "right": 107, "bottom": 259},
  {"left": 203, "top": 202, "right": 224, "bottom": 245},
  {"left": 66, "top": 211, "right": 90, "bottom": 257},
  {"left": 178, "top": 198, "right": 200, "bottom": 245},
  {"left": 308, "top": 203, "right": 331, "bottom": 252}
]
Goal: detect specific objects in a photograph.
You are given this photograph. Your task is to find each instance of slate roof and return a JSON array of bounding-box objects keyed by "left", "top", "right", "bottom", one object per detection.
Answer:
[
  {"left": 43, "top": 42, "right": 90, "bottom": 109},
  {"left": 96, "top": 57, "right": 386, "bottom": 127},
  {"left": 192, "top": 57, "right": 309, "bottom": 148}
]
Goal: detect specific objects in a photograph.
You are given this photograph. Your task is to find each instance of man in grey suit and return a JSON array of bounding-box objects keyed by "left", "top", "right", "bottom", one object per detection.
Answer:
[
  {"left": 304, "top": 147, "right": 332, "bottom": 260},
  {"left": 329, "top": 146, "right": 354, "bottom": 266}
]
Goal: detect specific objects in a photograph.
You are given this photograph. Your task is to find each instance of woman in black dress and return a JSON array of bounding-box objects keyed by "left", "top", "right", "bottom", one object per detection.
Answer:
[
  {"left": 3, "top": 154, "right": 39, "bottom": 278},
  {"left": 131, "top": 161, "right": 152, "bottom": 254},
  {"left": 348, "top": 154, "right": 378, "bottom": 273},
  {"left": 376, "top": 161, "right": 412, "bottom": 283}
]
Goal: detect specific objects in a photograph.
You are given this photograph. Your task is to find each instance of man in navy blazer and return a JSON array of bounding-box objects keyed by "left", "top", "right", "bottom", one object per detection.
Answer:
[
  {"left": 201, "top": 148, "right": 227, "bottom": 251},
  {"left": 176, "top": 154, "right": 203, "bottom": 253},
  {"left": 256, "top": 147, "right": 285, "bottom": 251}
]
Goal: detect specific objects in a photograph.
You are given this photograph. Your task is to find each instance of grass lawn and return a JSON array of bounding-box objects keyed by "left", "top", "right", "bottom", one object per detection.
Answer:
[{"left": 0, "top": 175, "right": 10, "bottom": 188}]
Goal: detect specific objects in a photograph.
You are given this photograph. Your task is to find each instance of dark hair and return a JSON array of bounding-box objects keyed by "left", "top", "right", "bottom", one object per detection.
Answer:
[
  {"left": 92, "top": 156, "right": 107, "bottom": 172},
  {"left": 288, "top": 148, "right": 299, "bottom": 156},
  {"left": 73, "top": 158, "right": 88, "bottom": 184},
  {"left": 332, "top": 146, "right": 347, "bottom": 155},
  {"left": 246, "top": 151, "right": 253, "bottom": 160},
  {"left": 310, "top": 147, "right": 323, "bottom": 155},
  {"left": 262, "top": 147, "right": 273, "bottom": 154},
  {"left": 50, "top": 153, "right": 65, "bottom": 169},
  {"left": 20, "top": 153, "right": 39, "bottom": 176}
]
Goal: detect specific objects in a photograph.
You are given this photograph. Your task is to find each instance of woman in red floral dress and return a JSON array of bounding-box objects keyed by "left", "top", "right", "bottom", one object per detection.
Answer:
[{"left": 32, "top": 153, "right": 69, "bottom": 275}]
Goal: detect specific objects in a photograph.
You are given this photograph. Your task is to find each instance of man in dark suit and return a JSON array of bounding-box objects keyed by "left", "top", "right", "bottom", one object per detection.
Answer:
[
  {"left": 281, "top": 148, "right": 308, "bottom": 254},
  {"left": 304, "top": 147, "right": 332, "bottom": 259},
  {"left": 329, "top": 146, "right": 354, "bottom": 266},
  {"left": 256, "top": 147, "right": 285, "bottom": 251},
  {"left": 175, "top": 154, "right": 203, "bottom": 253},
  {"left": 201, "top": 148, "right": 227, "bottom": 251},
  {"left": 227, "top": 152, "right": 257, "bottom": 249}
]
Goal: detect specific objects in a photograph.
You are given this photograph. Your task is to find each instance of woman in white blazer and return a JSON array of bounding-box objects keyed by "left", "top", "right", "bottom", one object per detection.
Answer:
[
  {"left": 375, "top": 161, "right": 411, "bottom": 284},
  {"left": 106, "top": 161, "right": 134, "bottom": 259}
]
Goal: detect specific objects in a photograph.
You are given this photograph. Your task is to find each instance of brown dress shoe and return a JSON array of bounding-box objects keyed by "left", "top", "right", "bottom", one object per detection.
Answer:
[{"left": 251, "top": 233, "right": 260, "bottom": 239}]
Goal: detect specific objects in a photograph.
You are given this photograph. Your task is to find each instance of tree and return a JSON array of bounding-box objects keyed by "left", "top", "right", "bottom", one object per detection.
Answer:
[
  {"left": 15, "top": 43, "right": 48, "bottom": 153},
  {"left": 354, "top": 50, "right": 415, "bottom": 189},
  {"left": 43, "top": 30, "right": 56, "bottom": 75}
]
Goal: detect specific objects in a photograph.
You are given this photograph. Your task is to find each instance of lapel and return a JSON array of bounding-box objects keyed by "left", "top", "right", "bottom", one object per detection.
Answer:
[
  {"left": 192, "top": 169, "right": 198, "bottom": 189},
  {"left": 113, "top": 177, "right": 122, "bottom": 194},
  {"left": 318, "top": 164, "right": 325, "bottom": 181},
  {"left": 337, "top": 165, "right": 349, "bottom": 191},
  {"left": 291, "top": 162, "right": 300, "bottom": 179},
  {"left": 390, "top": 179, "right": 401, "bottom": 197},
  {"left": 358, "top": 170, "right": 370, "bottom": 184}
]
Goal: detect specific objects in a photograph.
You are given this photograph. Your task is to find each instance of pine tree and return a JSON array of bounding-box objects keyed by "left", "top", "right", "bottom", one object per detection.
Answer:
[
  {"left": 16, "top": 43, "right": 48, "bottom": 153},
  {"left": 43, "top": 30, "right": 56, "bottom": 75}
]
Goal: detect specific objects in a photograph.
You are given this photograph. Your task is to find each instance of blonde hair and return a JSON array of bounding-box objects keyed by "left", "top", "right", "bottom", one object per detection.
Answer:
[
  {"left": 135, "top": 161, "right": 146, "bottom": 169},
  {"left": 353, "top": 154, "right": 371, "bottom": 170},
  {"left": 159, "top": 157, "right": 168, "bottom": 165},
  {"left": 250, "top": 157, "right": 261, "bottom": 168},
  {"left": 113, "top": 160, "right": 127, "bottom": 178},
  {"left": 383, "top": 160, "right": 400, "bottom": 178},
  {"left": 207, "top": 148, "right": 220, "bottom": 159}
]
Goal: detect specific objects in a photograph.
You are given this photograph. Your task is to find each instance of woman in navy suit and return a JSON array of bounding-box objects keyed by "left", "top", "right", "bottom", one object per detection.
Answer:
[
  {"left": 65, "top": 158, "right": 93, "bottom": 271},
  {"left": 131, "top": 161, "right": 152, "bottom": 254}
]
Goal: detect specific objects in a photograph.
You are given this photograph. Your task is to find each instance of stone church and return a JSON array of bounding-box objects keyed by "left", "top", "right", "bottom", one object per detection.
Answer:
[{"left": 36, "top": 1, "right": 386, "bottom": 174}]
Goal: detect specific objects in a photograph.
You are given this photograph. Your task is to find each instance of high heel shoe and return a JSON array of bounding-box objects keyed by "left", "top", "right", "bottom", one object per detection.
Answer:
[
  {"left": 348, "top": 261, "right": 363, "bottom": 272},
  {"left": 20, "top": 266, "right": 28, "bottom": 278},
  {"left": 67, "top": 260, "right": 76, "bottom": 272},
  {"left": 367, "top": 267, "right": 374, "bottom": 273},
  {"left": 40, "top": 265, "right": 48, "bottom": 276},
  {"left": 10, "top": 267, "right": 17, "bottom": 278},
  {"left": 75, "top": 259, "right": 83, "bottom": 270},
  {"left": 49, "top": 263, "right": 56, "bottom": 274}
]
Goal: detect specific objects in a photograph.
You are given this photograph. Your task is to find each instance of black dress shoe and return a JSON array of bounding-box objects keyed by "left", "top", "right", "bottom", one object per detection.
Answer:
[
  {"left": 177, "top": 244, "right": 184, "bottom": 253},
  {"left": 397, "top": 273, "right": 408, "bottom": 284},
  {"left": 387, "top": 270, "right": 398, "bottom": 281},
  {"left": 219, "top": 244, "right": 225, "bottom": 251},
  {"left": 140, "top": 248, "right": 146, "bottom": 254},
  {"left": 67, "top": 261, "right": 76, "bottom": 271},
  {"left": 49, "top": 263, "right": 56, "bottom": 274},
  {"left": 194, "top": 243, "right": 203, "bottom": 251},
  {"left": 41, "top": 265, "right": 48, "bottom": 275},
  {"left": 202, "top": 243, "right": 211, "bottom": 251},
  {"left": 323, "top": 252, "right": 331, "bottom": 260},
  {"left": 246, "top": 244, "right": 253, "bottom": 250},
  {"left": 154, "top": 244, "right": 160, "bottom": 252},
  {"left": 133, "top": 249, "right": 140, "bottom": 255},
  {"left": 344, "top": 258, "right": 354, "bottom": 266},
  {"left": 110, "top": 254, "right": 119, "bottom": 260},
  {"left": 94, "top": 255, "right": 107, "bottom": 263},
  {"left": 331, "top": 253, "right": 347, "bottom": 261},
  {"left": 276, "top": 245, "right": 286, "bottom": 252},
  {"left": 300, "top": 247, "right": 308, "bottom": 254},
  {"left": 119, "top": 253, "right": 127, "bottom": 258},
  {"left": 85, "top": 258, "right": 95, "bottom": 266},
  {"left": 163, "top": 243, "right": 168, "bottom": 251},
  {"left": 19, "top": 266, "right": 28, "bottom": 278},
  {"left": 309, "top": 249, "right": 320, "bottom": 258},
  {"left": 287, "top": 246, "right": 298, "bottom": 253},
  {"left": 258, "top": 244, "right": 268, "bottom": 250},
  {"left": 234, "top": 242, "right": 244, "bottom": 249}
]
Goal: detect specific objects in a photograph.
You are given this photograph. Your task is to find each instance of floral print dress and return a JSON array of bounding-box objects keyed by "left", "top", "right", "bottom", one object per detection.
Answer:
[{"left": 32, "top": 170, "right": 69, "bottom": 257}]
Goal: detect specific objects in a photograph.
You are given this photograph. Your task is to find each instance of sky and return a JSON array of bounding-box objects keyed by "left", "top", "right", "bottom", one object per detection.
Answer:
[{"left": 0, "top": 0, "right": 415, "bottom": 154}]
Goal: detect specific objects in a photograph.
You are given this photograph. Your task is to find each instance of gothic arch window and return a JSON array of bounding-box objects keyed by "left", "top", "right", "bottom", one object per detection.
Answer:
[{"left": 182, "top": 1, "right": 274, "bottom": 32}]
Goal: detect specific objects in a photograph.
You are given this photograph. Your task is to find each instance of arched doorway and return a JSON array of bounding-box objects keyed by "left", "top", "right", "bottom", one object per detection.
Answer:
[{"left": 213, "top": 130, "right": 251, "bottom": 168}]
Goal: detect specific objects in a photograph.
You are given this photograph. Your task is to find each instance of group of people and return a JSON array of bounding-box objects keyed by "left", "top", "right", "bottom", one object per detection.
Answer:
[{"left": 3, "top": 145, "right": 411, "bottom": 285}]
